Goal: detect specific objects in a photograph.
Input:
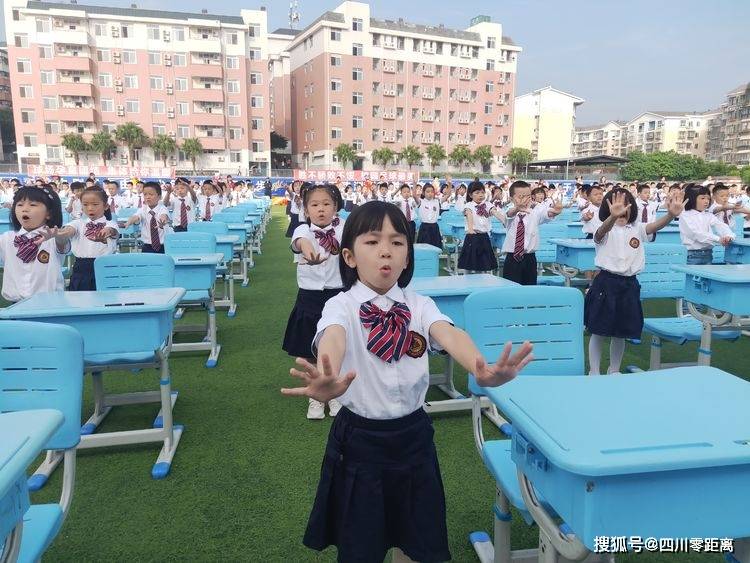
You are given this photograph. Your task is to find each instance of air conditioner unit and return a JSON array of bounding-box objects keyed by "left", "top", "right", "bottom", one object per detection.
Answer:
[
  {"left": 163, "top": 30, "right": 171, "bottom": 42},
  {"left": 111, "top": 25, "right": 120, "bottom": 37},
  {"left": 166, "top": 85, "right": 173, "bottom": 94},
  {"left": 114, "top": 78, "right": 122, "bottom": 86},
  {"left": 165, "top": 59, "right": 172, "bottom": 67},
  {"left": 120, "top": 155, "right": 128, "bottom": 163},
  {"left": 167, "top": 109, "right": 175, "bottom": 118},
  {"left": 218, "top": 156, "right": 225, "bottom": 162},
  {"left": 113, "top": 54, "right": 121, "bottom": 64},
  {"left": 115, "top": 85, "right": 123, "bottom": 93},
  {"left": 168, "top": 131, "right": 176, "bottom": 138}
]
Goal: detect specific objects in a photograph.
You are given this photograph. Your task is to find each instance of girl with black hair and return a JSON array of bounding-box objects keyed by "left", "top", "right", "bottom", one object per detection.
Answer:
[
  {"left": 458, "top": 180, "right": 504, "bottom": 272},
  {"left": 285, "top": 180, "right": 304, "bottom": 237},
  {"left": 679, "top": 184, "right": 735, "bottom": 264},
  {"left": 0, "top": 185, "right": 68, "bottom": 302}
]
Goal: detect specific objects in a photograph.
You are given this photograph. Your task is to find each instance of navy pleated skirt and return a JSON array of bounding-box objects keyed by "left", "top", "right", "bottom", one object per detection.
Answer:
[
  {"left": 304, "top": 406, "right": 451, "bottom": 563},
  {"left": 68, "top": 257, "right": 96, "bottom": 291},
  {"left": 285, "top": 214, "right": 302, "bottom": 238},
  {"left": 584, "top": 269, "right": 644, "bottom": 339},
  {"left": 282, "top": 288, "right": 342, "bottom": 358},
  {"left": 417, "top": 222, "right": 443, "bottom": 250},
  {"left": 458, "top": 232, "right": 497, "bottom": 271}
]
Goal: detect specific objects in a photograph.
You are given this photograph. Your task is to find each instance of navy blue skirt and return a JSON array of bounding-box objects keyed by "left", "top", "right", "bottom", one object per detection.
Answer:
[
  {"left": 69, "top": 257, "right": 96, "bottom": 291},
  {"left": 584, "top": 270, "right": 643, "bottom": 339},
  {"left": 304, "top": 406, "right": 451, "bottom": 563},
  {"left": 458, "top": 232, "right": 497, "bottom": 271},
  {"left": 285, "top": 214, "right": 302, "bottom": 238},
  {"left": 282, "top": 288, "right": 342, "bottom": 358},
  {"left": 417, "top": 222, "right": 443, "bottom": 250}
]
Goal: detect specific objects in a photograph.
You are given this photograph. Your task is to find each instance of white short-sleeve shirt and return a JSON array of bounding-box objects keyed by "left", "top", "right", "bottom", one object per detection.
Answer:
[
  {"left": 464, "top": 201, "right": 492, "bottom": 234},
  {"left": 314, "top": 281, "right": 452, "bottom": 420},
  {"left": 594, "top": 222, "right": 648, "bottom": 276},
  {"left": 292, "top": 221, "right": 345, "bottom": 290},
  {"left": 67, "top": 217, "right": 118, "bottom": 258},
  {"left": 0, "top": 228, "right": 66, "bottom": 302},
  {"left": 581, "top": 204, "right": 601, "bottom": 235},
  {"left": 419, "top": 199, "right": 440, "bottom": 223}
]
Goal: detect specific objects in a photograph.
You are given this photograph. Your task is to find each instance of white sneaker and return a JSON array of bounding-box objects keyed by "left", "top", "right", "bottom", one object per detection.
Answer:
[
  {"left": 307, "top": 399, "right": 325, "bottom": 420},
  {"left": 328, "top": 399, "right": 342, "bottom": 417}
]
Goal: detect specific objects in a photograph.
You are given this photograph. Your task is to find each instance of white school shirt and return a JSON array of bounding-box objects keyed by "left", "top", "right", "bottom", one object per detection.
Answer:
[
  {"left": 454, "top": 194, "right": 467, "bottom": 213},
  {"left": 66, "top": 217, "right": 118, "bottom": 258},
  {"left": 67, "top": 198, "right": 83, "bottom": 220},
  {"left": 376, "top": 192, "right": 392, "bottom": 202},
  {"left": 501, "top": 204, "right": 552, "bottom": 254},
  {"left": 0, "top": 228, "right": 66, "bottom": 302},
  {"left": 439, "top": 193, "right": 454, "bottom": 211},
  {"left": 106, "top": 194, "right": 131, "bottom": 214},
  {"left": 594, "top": 222, "right": 648, "bottom": 277},
  {"left": 636, "top": 199, "right": 658, "bottom": 224},
  {"left": 581, "top": 204, "right": 602, "bottom": 235},
  {"left": 397, "top": 197, "right": 419, "bottom": 221},
  {"left": 129, "top": 192, "right": 145, "bottom": 209},
  {"left": 709, "top": 203, "right": 737, "bottom": 231},
  {"left": 170, "top": 197, "right": 197, "bottom": 228},
  {"left": 464, "top": 201, "right": 492, "bottom": 234},
  {"left": 136, "top": 204, "right": 170, "bottom": 245},
  {"left": 577, "top": 196, "right": 590, "bottom": 210},
  {"left": 314, "top": 281, "right": 452, "bottom": 419},
  {"left": 291, "top": 221, "right": 345, "bottom": 290},
  {"left": 197, "top": 194, "right": 222, "bottom": 220},
  {"left": 678, "top": 209, "right": 735, "bottom": 250},
  {"left": 419, "top": 199, "right": 440, "bottom": 223}
]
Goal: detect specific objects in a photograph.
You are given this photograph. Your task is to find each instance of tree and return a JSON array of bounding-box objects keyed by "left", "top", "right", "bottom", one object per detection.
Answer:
[
  {"left": 114, "top": 122, "right": 149, "bottom": 165},
  {"left": 181, "top": 138, "right": 204, "bottom": 174},
  {"left": 61, "top": 133, "right": 90, "bottom": 166},
  {"left": 507, "top": 147, "right": 533, "bottom": 174},
  {"left": 371, "top": 147, "right": 396, "bottom": 169},
  {"left": 620, "top": 151, "right": 740, "bottom": 182},
  {"left": 271, "top": 131, "right": 289, "bottom": 151},
  {"left": 151, "top": 134, "right": 178, "bottom": 167},
  {"left": 426, "top": 144, "right": 446, "bottom": 172},
  {"left": 449, "top": 145, "right": 473, "bottom": 172},
  {"left": 399, "top": 145, "right": 423, "bottom": 170},
  {"left": 0, "top": 109, "right": 16, "bottom": 154},
  {"left": 473, "top": 145, "right": 494, "bottom": 173},
  {"left": 741, "top": 166, "right": 750, "bottom": 185},
  {"left": 334, "top": 143, "right": 356, "bottom": 169},
  {"left": 89, "top": 131, "right": 117, "bottom": 166}
]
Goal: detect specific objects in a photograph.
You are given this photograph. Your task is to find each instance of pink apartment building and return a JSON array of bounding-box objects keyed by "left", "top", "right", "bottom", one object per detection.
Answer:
[
  {"left": 287, "top": 2, "right": 520, "bottom": 174},
  {"left": 3, "top": 0, "right": 276, "bottom": 176}
]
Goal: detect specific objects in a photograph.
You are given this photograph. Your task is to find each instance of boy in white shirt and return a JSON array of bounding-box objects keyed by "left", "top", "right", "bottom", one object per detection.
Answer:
[
  {"left": 164, "top": 177, "right": 198, "bottom": 232},
  {"left": 125, "top": 181, "right": 170, "bottom": 253}
]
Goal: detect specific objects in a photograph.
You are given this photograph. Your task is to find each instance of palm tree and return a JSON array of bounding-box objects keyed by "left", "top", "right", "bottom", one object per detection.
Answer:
[
  {"left": 449, "top": 145, "right": 472, "bottom": 172},
  {"left": 334, "top": 143, "right": 356, "bottom": 170},
  {"left": 371, "top": 147, "right": 395, "bottom": 169},
  {"left": 89, "top": 131, "right": 116, "bottom": 166},
  {"left": 181, "top": 138, "right": 204, "bottom": 174},
  {"left": 507, "top": 147, "right": 533, "bottom": 175},
  {"left": 400, "top": 145, "right": 423, "bottom": 170},
  {"left": 114, "top": 122, "right": 149, "bottom": 166},
  {"left": 425, "top": 144, "right": 446, "bottom": 173},
  {"left": 61, "top": 133, "right": 90, "bottom": 166},
  {"left": 473, "top": 145, "right": 494, "bottom": 174},
  {"left": 151, "top": 134, "right": 178, "bottom": 167}
]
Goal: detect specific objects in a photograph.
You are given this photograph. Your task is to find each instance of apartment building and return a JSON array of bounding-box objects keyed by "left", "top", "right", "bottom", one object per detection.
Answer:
[
  {"left": 3, "top": 0, "right": 275, "bottom": 175},
  {"left": 708, "top": 82, "right": 750, "bottom": 167},
  {"left": 286, "top": 1, "right": 521, "bottom": 173},
  {"left": 571, "top": 120, "right": 624, "bottom": 159},
  {"left": 0, "top": 42, "right": 11, "bottom": 161},
  {"left": 622, "top": 111, "right": 717, "bottom": 158}
]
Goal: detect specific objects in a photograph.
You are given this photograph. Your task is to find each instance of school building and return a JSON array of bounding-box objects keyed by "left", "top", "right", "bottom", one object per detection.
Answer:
[{"left": 707, "top": 82, "right": 750, "bottom": 167}]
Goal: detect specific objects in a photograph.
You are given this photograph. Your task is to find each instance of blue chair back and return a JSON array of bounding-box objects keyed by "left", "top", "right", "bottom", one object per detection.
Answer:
[
  {"left": 413, "top": 244, "right": 440, "bottom": 277},
  {"left": 465, "top": 286, "right": 584, "bottom": 382},
  {"left": 188, "top": 222, "right": 229, "bottom": 235},
  {"left": 0, "top": 207, "right": 10, "bottom": 221},
  {"left": 95, "top": 253, "right": 175, "bottom": 290},
  {"left": 637, "top": 244, "right": 687, "bottom": 300},
  {"left": 0, "top": 322, "right": 83, "bottom": 450},
  {"left": 115, "top": 208, "right": 138, "bottom": 219},
  {"left": 165, "top": 231, "right": 216, "bottom": 255}
]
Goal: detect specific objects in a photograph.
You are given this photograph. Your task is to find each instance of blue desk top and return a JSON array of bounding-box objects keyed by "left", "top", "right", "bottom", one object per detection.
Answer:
[
  {"left": 408, "top": 274, "right": 517, "bottom": 296},
  {"left": 171, "top": 253, "right": 223, "bottom": 266},
  {"left": 414, "top": 243, "right": 441, "bottom": 255},
  {"left": 0, "top": 410, "right": 62, "bottom": 499},
  {"left": 215, "top": 235, "right": 240, "bottom": 245},
  {"left": 550, "top": 238, "right": 595, "bottom": 249},
  {"left": 486, "top": 367, "right": 750, "bottom": 476},
  {"left": 730, "top": 239, "right": 750, "bottom": 248},
  {"left": 0, "top": 288, "right": 186, "bottom": 318},
  {"left": 672, "top": 264, "right": 750, "bottom": 283}
]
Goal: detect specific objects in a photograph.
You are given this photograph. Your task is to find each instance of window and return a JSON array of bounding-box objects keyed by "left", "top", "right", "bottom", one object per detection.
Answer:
[
  {"left": 352, "top": 43, "right": 363, "bottom": 56},
  {"left": 227, "top": 80, "right": 240, "bottom": 93},
  {"left": 226, "top": 31, "right": 239, "bottom": 45},
  {"left": 121, "top": 24, "right": 133, "bottom": 38},
  {"left": 173, "top": 27, "right": 185, "bottom": 41},
  {"left": 352, "top": 92, "right": 363, "bottom": 105},
  {"left": 483, "top": 124, "right": 492, "bottom": 135},
  {"left": 249, "top": 49, "right": 261, "bottom": 61},
  {"left": 251, "top": 117, "right": 262, "bottom": 129},
  {"left": 175, "top": 77, "right": 188, "bottom": 91},
  {"left": 228, "top": 104, "right": 240, "bottom": 117},
  {"left": 94, "top": 23, "right": 106, "bottom": 37},
  {"left": 123, "top": 50, "right": 137, "bottom": 64},
  {"left": 331, "top": 128, "right": 342, "bottom": 139},
  {"left": 353, "top": 17, "right": 363, "bottom": 31},
  {"left": 248, "top": 24, "right": 261, "bottom": 38},
  {"left": 229, "top": 127, "right": 242, "bottom": 140},
  {"left": 46, "top": 146, "right": 61, "bottom": 160},
  {"left": 40, "top": 70, "right": 54, "bottom": 84},
  {"left": 352, "top": 139, "right": 363, "bottom": 151},
  {"left": 23, "top": 134, "right": 37, "bottom": 148},
  {"left": 486, "top": 59, "right": 495, "bottom": 71},
  {"left": 331, "top": 104, "right": 342, "bottom": 116},
  {"left": 352, "top": 116, "right": 363, "bottom": 128},
  {"left": 484, "top": 102, "right": 493, "bottom": 115},
  {"left": 38, "top": 45, "right": 52, "bottom": 59},
  {"left": 331, "top": 80, "right": 342, "bottom": 92},
  {"left": 96, "top": 49, "right": 111, "bottom": 62},
  {"left": 17, "top": 59, "right": 31, "bottom": 74},
  {"left": 150, "top": 76, "right": 164, "bottom": 90},
  {"left": 125, "top": 100, "right": 140, "bottom": 112},
  {"left": 171, "top": 102, "right": 186, "bottom": 116},
  {"left": 250, "top": 96, "right": 263, "bottom": 108},
  {"left": 147, "top": 25, "right": 160, "bottom": 40},
  {"left": 352, "top": 68, "right": 363, "bottom": 81},
  {"left": 19, "top": 85, "right": 33, "bottom": 98},
  {"left": 152, "top": 124, "right": 166, "bottom": 136},
  {"left": 36, "top": 18, "right": 51, "bottom": 33},
  {"left": 45, "top": 122, "right": 60, "bottom": 135},
  {"left": 21, "top": 110, "right": 35, "bottom": 124},
  {"left": 330, "top": 30, "right": 341, "bottom": 41},
  {"left": 173, "top": 53, "right": 187, "bottom": 66},
  {"left": 177, "top": 125, "right": 190, "bottom": 139},
  {"left": 249, "top": 72, "right": 263, "bottom": 85},
  {"left": 99, "top": 73, "right": 112, "bottom": 88},
  {"left": 101, "top": 123, "right": 115, "bottom": 133},
  {"left": 251, "top": 140, "right": 264, "bottom": 152},
  {"left": 100, "top": 99, "right": 114, "bottom": 112},
  {"left": 487, "top": 37, "right": 496, "bottom": 49},
  {"left": 12, "top": 9, "right": 19, "bottom": 21},
  {"left": 226, "top": 56, "right": 239, "bottom": 69},
  {"left": 148, "top": 52, "right": 161, "bottom": 65},
  {"left": 124, "top": 75, "right": 138, "bottom": 88},
  {"left": 152, "top": 101, "right": 165, "bottom": 114},
  {"left": 42, "top": 96, "right": 57, "bottom": 109},
  {"left": 330, "top": 55, "right": 342, "bottom": 67},
  {"left": 485, "top": 81, "right": 494, "bottom": 93}
]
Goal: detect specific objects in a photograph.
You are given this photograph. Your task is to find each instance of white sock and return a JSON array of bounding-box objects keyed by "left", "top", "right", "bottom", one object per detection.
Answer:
[
  {"left": 608, "top": 338, "right": 625, "bottom": 374},
  {"left": 588, "top": 334, "right": 604, "bottom": 375}
]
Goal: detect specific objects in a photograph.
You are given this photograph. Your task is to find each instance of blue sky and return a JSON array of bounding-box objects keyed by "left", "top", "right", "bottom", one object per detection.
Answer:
[{"left": 2, "top": 0, "right": 747, "bottom": 124}]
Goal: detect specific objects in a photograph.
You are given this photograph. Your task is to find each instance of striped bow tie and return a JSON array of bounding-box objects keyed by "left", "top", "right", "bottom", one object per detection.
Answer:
[
  {"left": 85, "top": 222, "right": 106, "bottom": 241},
  {"left": 14, "top": 233, "right": 43, "bottom": 263},
  {"left": 331, "top": 216, "right": 340, "bottom": 227},
  {"left": 314, "top": 228, "right": 339, "bottom": 254},
  {"left": 359, "top": 301, "right": 412, "bottom": 363},
  {"left": 476, "top": 203, "right": 490, "bottom": 217}
]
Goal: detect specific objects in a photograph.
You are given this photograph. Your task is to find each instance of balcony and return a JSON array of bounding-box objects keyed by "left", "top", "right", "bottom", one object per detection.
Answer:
[
  {"left": 383, "top": 63, "right": 396, "bottom": 73},
  {"left": 50, "top": 107, "right": 96, "bottom": 122},
  {"left": 194, "top": 112, "right": 226, "bottom": 126},
  {"left": 422, "top": 91, "right": 435, "bottom": 100},
  {"left": 51, "top": 28, "right": 90, "bottom": 45},
  {"left": 55, "top": 81, "right": 94, "bottom": 97},
  {"left": 55, "top": 56, "right": 92, "bottom": 72},
  {"left": 191, "top": 63, "right": 223, "bottom": 79},
  {"left": 195, "top": 135, "right": 226, "bottom": 150},
  {"left": 193, "top": 86, "right": 224, "bottom": 102},
  {"left": 187, "top": 36, "right": 222, "bottom": 54}
]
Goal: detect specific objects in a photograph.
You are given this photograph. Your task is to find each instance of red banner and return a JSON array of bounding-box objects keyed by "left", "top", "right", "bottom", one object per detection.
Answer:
[
  {"left": 293, "top": 169, "right": 417, "bottom": 183},
  {"left": 27, "top": 164, "right": 176, "bottom": 179}
]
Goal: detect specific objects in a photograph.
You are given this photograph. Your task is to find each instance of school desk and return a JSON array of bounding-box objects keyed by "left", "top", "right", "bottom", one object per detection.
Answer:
[
  {"left": 473, "top": 367, "right": 750, "bottom": 561},
  {"left": 549, "top": 238, "right": 596, "bottom": 286},
  {"left": 0, "top": 410, "right": 63, "bottom": 562},
  {"left": 0, "top": 288, "right": 185, "bottom": 480}
]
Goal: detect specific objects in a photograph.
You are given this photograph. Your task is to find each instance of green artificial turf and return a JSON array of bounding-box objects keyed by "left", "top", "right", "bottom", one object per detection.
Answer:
[{"left": 34, "top": 207, "right": 739, "bottom": 561}]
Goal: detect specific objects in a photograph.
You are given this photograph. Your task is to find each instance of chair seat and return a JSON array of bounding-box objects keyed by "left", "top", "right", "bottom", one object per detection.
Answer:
[
  {"left": 643, "top": 317, "right": 741, "bottom": 345},
  {"left": 536, "top": 275, "right": 565, "bottom": 286},
  {"left": 181, "top": 289, "right": 211, "bottom": 303},
  {"left": 18, "top": 504, "right": 63, "bottom": 563}
]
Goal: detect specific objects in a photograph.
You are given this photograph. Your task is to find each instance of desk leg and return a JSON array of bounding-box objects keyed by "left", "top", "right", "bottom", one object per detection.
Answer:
[
  {"left": 80, "top": 372, "right": 112, "bottom": 435},
  {"left": 0, "top": 523, "right": 23, "bottom": 563},
  {"left": 152, "top": 351, "right": 184, "bottom": 479},
  {"left": 698, "top": 320, "right": 713, "bottom": 366},
  {"left": 226, "top": 272, "right": 237, "bottom": 318},
  {"left": 205, "top": 294, "right": 221, "bottom": 368}
]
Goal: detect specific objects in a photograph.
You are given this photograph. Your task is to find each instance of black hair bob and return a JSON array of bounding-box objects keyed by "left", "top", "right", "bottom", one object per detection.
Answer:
[
  {"left": 11, "top": 185, "right": 63, "bottom": 230},
  {"left": 338, "top": 201, "right": 414, "bottom": 291},
  {"left": 598, "top": 187, "right": 638, "bottom": 224},
  {"left": 301, "top": 183, "right": 344, "bottom": 212},
  {"left": 683, "top": 184, "right": 711, "bottom": 211},
  {"left": 81, "top": 186, "right": 113, "bottom": 220}
]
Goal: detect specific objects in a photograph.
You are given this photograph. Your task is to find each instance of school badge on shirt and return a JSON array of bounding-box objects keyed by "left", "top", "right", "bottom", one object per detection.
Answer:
[
  {"left": 37, "top": 250, "right": 50, "bottom": 264},
  {"left": 629, "top": 237, "right": 640, "bottom": 249},
  {"left": 406, "top": 331, "right": 427, "bottom": 358}
]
